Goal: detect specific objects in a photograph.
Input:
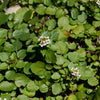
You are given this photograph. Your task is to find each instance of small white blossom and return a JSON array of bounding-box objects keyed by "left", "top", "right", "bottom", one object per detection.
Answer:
[
  {"left": 71, "top": 68, "right": 81, "bottom": 77},
  {"left": 96, "top": 0, "right": 100, "bottom": 7},
  {"left": 4, "top": 98, "right": 7, "bottom": 100},
  {"left": 38, "top": 36, "right": 51, "bottom": 47}
]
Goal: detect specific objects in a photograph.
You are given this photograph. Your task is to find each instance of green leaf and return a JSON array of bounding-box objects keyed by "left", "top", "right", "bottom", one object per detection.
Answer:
[
  {"left": 52, "top": 83, "right": 62, "bottom": 95},
  {"left": 14, "top": 7, "right": 29, "bottom": 23},
  {"left": 0, "top": 28, "right": 7, "bottom": 38},
  {"left": 40, "top": 84, "right": 48, "bottom": 93},
  {"left": 0, "top": 81, "right": 15, "bottom": 92},
  {"left": 17, "top": 95, "right": 29, "bottom": 100},
  {"left": 16, "top": 60, "right": 26, "bottom": 68},
  {"left": 88, "top": 77, "right": 99, "bottom": 86},
  {"left": 58, "top": 16, "right": 70, "bottom": 30},
  {"left": 68, "top": 94, "right": 78, "bottom": 100},
  {"left": 92, "top": 21, "right": 100, "bottom": 28},
  {"left": 15, "top": 73, "right": 30, "bottom": 87},
  {"left": 26, "top": 81, "right": 39, "bottom": 92},
  {"left": 17, "top": 49, "right": 27, "bottom": 59},
  {"left": 68, "top": 42, "right": 76, "bottom": 50},
  {"left": 71, "top": 8, "right": 79, "bottom": 19},
  {"left": 56, "top": 55, "right": 65, "bottom": 65},
  {"left": 4, "top": 42, "right": 15, "bottom": 52},
  {"left": 45, "top": 50, "right": 56, "bottom": 63},
  {"left": 5, "top": 70, "right": 16, "bottom": 80},
  {"left": 51, "top": 72, "right": 61, "bottom": 80},
  {"left": 73, "top": 25, "right": 84, "bottom": 34},
  {"left": 0, "top": 52, "right": 9, "bottom": 61},
  {"left": 44, "top": 0, "right": 52, "bottom": 6},
  {"left": 78, "top": 12, "right": 87, "bottom": 22},
  {"left": 68, "top": 52, "right": 80, "bottom": 62},
  {"left": 30, "top": 61, "right": 45, "bottom": 77},
  {"left": 0, "top": 94, "right": 11, "bottom": 100},
  {"left": 55, "top": 41, "right": 68, "bottom": 54},
  {"left": 94, "top": 13, "right": 100, "bottom": 20},
  {"left": 0, "top": 63, "right": 8, "bottom": 70},
  {"left": 13, "top": 28, "right": 30, "bottom": 41},
  {"left": 55, "top": 8, "right": 65, "bottom": 18},
  {"left": 13, "top": 40, "right": 22, "bottom": 51},
  {"left": 45, "top": 6, "right": 57, "bottom": 15},
  {"left": 0, "top": 74, "right": 4, "bottom": 82},
  {"left": 36, "top": 4, "right": 46, "bottom": 15},
  {"left": 0, "top": 12, "right": 8, "bottom": 26},
  {"left": 23, "top": 88, "right": 35, "bottom": 97},
  {"left": 45, "top": 19, "right": 56, "bottom": 30}
]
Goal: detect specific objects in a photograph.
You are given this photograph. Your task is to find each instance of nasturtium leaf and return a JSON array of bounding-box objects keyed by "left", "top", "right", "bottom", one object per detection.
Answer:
[
  {"left": 58, "top": 16, "right": 70, "bottom": 30},
  {"left": 45, "top": 19, "right": 56, "bottom": 30},
  {"left": 68, "top": 52, "right": 80, "bottom": 62},
  {"left": 55, "top": 8, "right": 65, "bottom": 18},
  {"left": 17, "top": 49, "right": 27, "bottom": 59},
  {"left": 56, "top": 55, "right": 65, "bottom": 65},
  {"left": 92, "top": 21, "right": 100, "bottom": 28},
  {"left": 45, "top": 6, "right": 57, "bottom": 15},
  {"left": 40, "top": 84, "right": 48, "bottom": 93},
  {"left": 13, "top": 28, "right": 30, "bottom": 41},
  {"left": 56, "top": 96, "right": 63, "bottom": 100},
  {"left": 4, "top": 42, "right": 15, "bottom": 52},
  {"left": 5, "top": 70, "right": 16, "bottom": 80},
  {"left": 55, "top": 41, "right": 68, "bottom": 54},
  {"left": 0, "top": 81, "right": 15, "bottom": 92},
  {"left": 16, "top": 60, "right": 26, "bottom": 68},
  {"left": 67, "top": 0, "right": 75, "bottom": 7},
  {"left": 23, "top": 63, "right": 32, "bottom": 75},
  {"left": 15, "top": 73, "right": 30, "bottom": 87},
  {"left": 36, "top": 4, "right": 46, "bottom": 15},
  {"left": 0, "top": 63, "right": 8, "bottom": 70},
  {"left": 14, "top": 7, "right": 29, "bottom": 23},
  {"left": 26, "top": 81, "right": 39, "bottom": 92},
  {"left": 94, "top": 13, "right": 100, "bottom": 20},
  {"left": 30, "top": 61, "right": 45, "bottom": 77},
  {"left": 73, "top": 25, "right": 84, "bottom": 34},
  {"left": 88, "top": 77, "right": 99, "bottom": 86},
  {"left": 0, "top": 74, "right": 4, "bottom": 82},
  {"left": 0, "top": 28, "right": 7, "bottom": 38},
  {"left": 23, "top": 88, "right": 35, "bottom": 97},
  {"left": 68, "top": 94, "right": 78, "bottom": 100},
  {"left": 0, "top": 52, "right": 9, "bottom": 61},
  {"left": 17, "top": 95, "right": 29, "bottom": 100},
  {"left": 31, "top": 98, "right": 39, "bottom": 100},
  {"left": 68, "top": 42, "right": 76, "bottom": 50},
  {"left": 12, "top": 40, "right": 22, "bottom": 51},
  {"left": 45, "top": 50, "right": 56, "bottom": 63},
  {"left": 51, "top": 72, "right": 61, "bottom": 80},
  {"left": 52, "top": 83, "right": 62, "bottom": 95},
  {"left": 71, "top": 8, "right": 79, "bottom": 19},
  {"left": 44, "top": 0, "right": 52, "bottom": 6},
  {"left": 0, "top": 94, "right": 11, "bottom": 100},
  {"left": 24, "top": 9, "right": 33, "bottom": 22},
  {"left": 0, "top": 12, "right": 8, "bottom": 26},
  {"left": 78, "top": 12, "right": 87, "bottom": 22},
  {"left": 75, "top": 91, "right": 86, "bottom": 100},
  {"left": 80, "top": 67, "right": 94, "bottom": 80}
]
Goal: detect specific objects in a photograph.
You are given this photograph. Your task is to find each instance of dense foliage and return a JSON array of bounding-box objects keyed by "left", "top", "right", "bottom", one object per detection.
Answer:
[{"left": 0, "top": 0, "right": 100, "bottom": 100}]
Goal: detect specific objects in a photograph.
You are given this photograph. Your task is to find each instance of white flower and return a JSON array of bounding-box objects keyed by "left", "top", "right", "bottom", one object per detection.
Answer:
[
  {"left": 96, "top": 0, "right": 100, "bottom": 7},
  {"left": 38, "top": 36, "right": 51, "bottom": 47},
  {"left": 71, "top": 68, "right": 81, "bottom": 77},
  {"left": 0, "top": 98, "right": 2, "bottom": 100},
  {"left": 4, "top": 5, "right": 21, "bottom": 14},
  {"left": 4, "top": 98, "right": 7, "bottom": 100}
]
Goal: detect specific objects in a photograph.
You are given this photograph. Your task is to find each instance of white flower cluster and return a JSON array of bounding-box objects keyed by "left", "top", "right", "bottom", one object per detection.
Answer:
[
  {"left": 38, "top": 36, "right": 51, "bottom": 47},
  {"left": 0, "top": 98, "right": 6, "bottom": 100},
  {"left": 71, "top": 68, "right": 81, "bottom": 77},
  {"left": 96, "top": 0, "right": 100, "bottom": 7}
]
